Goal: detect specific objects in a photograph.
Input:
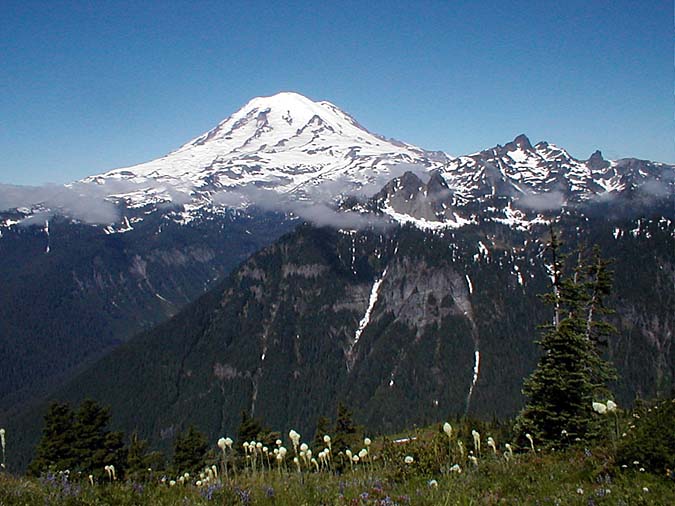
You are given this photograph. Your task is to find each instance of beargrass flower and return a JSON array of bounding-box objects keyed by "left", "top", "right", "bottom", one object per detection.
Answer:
[
  {"left": 428, "top": 479, "right": 438, "bottom": 488},
  {"left": 0, "top": 428, "right": 5, "bottom": 468},
  {"left": 359, "top": 448, "right": 368, "bottom": 459},
  {"left": 606, "top": 400, "right": 618, "bottom": 412},
  {"left": 289, "top": 430, "right": 301, "bottom": 448},
  {"left": 404, "top": 455, "right": 414, "bottom": 464},
  {"left": 525, "top": 433, "right": 535, "bottom": 452},
  {"left": 472, "top": 430, "right": 481, "bottom": 455},
  {"left": 504, "top": 443, "right": 514, "bottom": 461},
  {"left": 487, "top": 436, "right": 497, "bottom": 455},
  {"left": 443, "top": 422, "right": 452, "bottom": 438},
  {"left": 592, "top": 402, "right": 607, "bottom": 414},
  {"left": 450, "top": 464, "right": 462, "bottom": 473}
]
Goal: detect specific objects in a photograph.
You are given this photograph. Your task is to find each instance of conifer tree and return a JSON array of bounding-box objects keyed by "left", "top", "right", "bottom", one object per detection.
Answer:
[
  {"left": 72, "top": 399, "right": 126, "bottom": 476},
  {"left": 332, "top": 402, "right": 360, "bottom": 453},
  {"left": 516, "top": 231, "right": 617, "bottom": 448},
  {"left": 29, "top": 399, "right": 126, "bottom": 477},
  {"left": 126, "top": 431, "right": 164, "bottom": 479},
  {"left": 172, "top": 425, "right": 208, "bottom": 474},
  {"left": 28, "top": 402, "right": 77, "bottom": 475},
  {"left": 313, "top": 415, "right": 332, "bottom": 450}
]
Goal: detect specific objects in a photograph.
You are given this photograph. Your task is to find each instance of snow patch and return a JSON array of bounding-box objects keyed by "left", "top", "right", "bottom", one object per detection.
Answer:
[
  {"left": 465, "top": 274, "right": 473, "bottom": 294},
  {"left": 466, "top": 350, "right": 481, "bottom": 408},
  {"left": 348, "top": 267, "right": 388, "bottom": 368}
]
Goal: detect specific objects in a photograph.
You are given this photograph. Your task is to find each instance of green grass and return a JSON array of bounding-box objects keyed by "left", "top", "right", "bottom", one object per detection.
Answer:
[{"left": 1, "top": 446, "right": 672, "bottom": 506}]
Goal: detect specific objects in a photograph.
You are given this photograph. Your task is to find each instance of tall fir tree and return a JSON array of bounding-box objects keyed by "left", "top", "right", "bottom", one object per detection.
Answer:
[
  {"left": 332, "top": 402, "right": 360, "bottom": 454},
  {"left": 72, "top": 399, "right": 126, "bottom": 477},
  {"left": 516, "top": 231, "right": 617, "bottom": 448},
  {"left": 28, "top": 402, "right": 77, "bottom": 475},
  {"left": 172, "top": 425, "right": 209, "bottom": 475},
  {"left": 313, "top": 416, "right": 332, "bottom": 451},
  {"left": 125, "top": 431, "right": 164, "bottom": 479},
  {"left": 29, "top": 399, "right": 126, "bottom": 477}
]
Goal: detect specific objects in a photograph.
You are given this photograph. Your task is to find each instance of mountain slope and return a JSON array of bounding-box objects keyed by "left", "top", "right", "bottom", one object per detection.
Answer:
[{"left": 7, "top": 204, "right": 672, "bottom": 470}]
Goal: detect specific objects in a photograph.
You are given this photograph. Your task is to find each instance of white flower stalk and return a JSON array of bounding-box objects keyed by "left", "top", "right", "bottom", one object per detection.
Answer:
[
  {"left": 217, "top": 437, "right": 227, "bottom": 451},
  {"left": 450, "top": 463, "right": 462, "bottom": 473},
  {"left": 471, "top": 430, "right": 481, "bottom": 456},
  {"left": 525, "top": 433, "right": 535, "bottom": 452},
  {"left": 404, "top": 455, "right": 414, "bottom": 464},
  {"left": 88, "top": 474, "right": 94, "bottom": 486},
  {"left": 469, "top": 455, "right": 478, "bottom": 466},
  {"left": 311, "top": 457, "right": 319, "bottom": 472},
  {"left": 358, "top": 448, "right": 368, "bottom": 459},
  {"left": 364, "top": 437, "right": 371, "bottom": 447},
  {"left": 487, "top": 437, "right": 497, "bottom": 455},
  {"left": 104, "top": 464, "right": 116, "bottom": 481},
  {"left": 300, "top": 442, "right": 308, "bottom": 453},
  {"left": 593, "top": 401, "right": 608, "bottom": 414},
  {"left": 504, "top": 443, "right": 514, "bottom": 462},
  {"left": 293, "top": 456, "right": 301, "bottom": 472},
  {"left": 276, "top": 439, "right": 282, "bottom": 447},
  {"left": 323, "top": 434, "right": 332, "bottom": 452},
  {"left": 169, "top": 480, "right": 176, "bottom": 487},
  {"left": 606, "top": 400, "right": 618, "bottom": 412},
  {"left": 289, "top": 430, "right": 301, "bottom": 454},
  {"left": 442, "top": 422, "right": 452, "bottom": 439},
  {"left": 458, "top": 440, "right": 465, "bottom": 459},
  {"left": 0, "top": 428, "right": 5, "bottom": 469}
]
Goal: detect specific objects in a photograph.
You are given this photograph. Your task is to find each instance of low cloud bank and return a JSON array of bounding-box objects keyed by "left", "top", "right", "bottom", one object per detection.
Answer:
[
  {"left": 0, "top": 163, "right": 425, "bottom": 229},
  {"left": 516, "top": 190, "right": 566, "bottom": 211}
]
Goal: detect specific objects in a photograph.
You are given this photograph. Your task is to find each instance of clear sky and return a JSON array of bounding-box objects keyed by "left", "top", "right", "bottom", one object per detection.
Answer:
[{"left": 1, "top": 0, "right": 672, "bottom": 185}]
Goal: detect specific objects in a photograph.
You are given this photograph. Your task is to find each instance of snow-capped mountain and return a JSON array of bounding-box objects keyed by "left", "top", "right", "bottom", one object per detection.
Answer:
[
  {"left": 442, "top": 134, "right": 671, "bottom": 202},
  {"left": 82, "top": 92, "right": 672, "bottom": 232},
  {"left": 86, "top": 92, "right": 448, "bottom": 207},
  {"left": 3, "top": 92, "right": 672, "bottom": 233},
  {"left": 371, "top": 134, "right": 673, "bottom": 231}
]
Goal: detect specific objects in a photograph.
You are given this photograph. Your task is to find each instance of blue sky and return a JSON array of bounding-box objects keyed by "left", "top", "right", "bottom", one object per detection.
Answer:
[{"left": 1, "top": 0, "right": 672, "bottom": 185}]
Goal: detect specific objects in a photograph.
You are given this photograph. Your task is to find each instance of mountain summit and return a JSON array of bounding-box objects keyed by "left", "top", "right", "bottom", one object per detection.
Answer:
[{"left": 90, "top": 92, "right": 447, "bottom": 204}]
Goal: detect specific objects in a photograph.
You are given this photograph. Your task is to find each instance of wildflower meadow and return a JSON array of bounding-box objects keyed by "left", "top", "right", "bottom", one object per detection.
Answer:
[{"left": 0, "top": 398, "right": 673, "bottom": 505}]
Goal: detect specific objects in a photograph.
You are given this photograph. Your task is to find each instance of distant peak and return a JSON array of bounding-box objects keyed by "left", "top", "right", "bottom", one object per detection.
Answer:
[
  {"left": 513, "top": 134, "right": 532, "bottom": 150},
  {"left": 587, "top": 150, "right": 610, "bottom": 170}
]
